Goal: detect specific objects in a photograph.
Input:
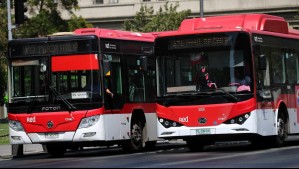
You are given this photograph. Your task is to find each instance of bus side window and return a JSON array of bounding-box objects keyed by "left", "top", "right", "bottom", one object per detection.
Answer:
[
  {"left": 104, "top": 54, "right": 124, "bottom": 109},
  {"left": 285, "top": 51, "right": 298, "bottom": 84},
  {"left": 127, "top": 56, "right": 148, "bottom": 102},
  {"left": 255, "top": 46, "right": 270, "bottom": 88},
  {"left": 271, "top": 50, "right": 286, "bottom": 84}
]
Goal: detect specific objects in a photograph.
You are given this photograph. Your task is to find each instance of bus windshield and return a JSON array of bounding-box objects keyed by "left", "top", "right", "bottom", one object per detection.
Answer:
[
  {"left": 10, "top": 54, "right": 102, "bottom": 105},
  {"left": 51, "top": 54, "right": 102, "bottom": 102},
  {"left": 156, "top": 32, "right": 253, "bottom": 96},
  {"left": 11, "top": 58, "right": 49, "bottom": 103}
]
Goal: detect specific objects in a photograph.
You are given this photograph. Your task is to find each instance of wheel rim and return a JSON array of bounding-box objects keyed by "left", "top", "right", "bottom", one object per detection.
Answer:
[
  {"left": 131, "top": 123, "right": 142, "bottom": 147},
  {"left": 277, "top": 117, "right": 286, "bottom": 141}
]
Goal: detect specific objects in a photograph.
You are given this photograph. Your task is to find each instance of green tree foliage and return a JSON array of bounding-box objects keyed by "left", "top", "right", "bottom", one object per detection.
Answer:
[
  {"left": 68, "top": 14, "right": 93, "bottom": 31},
  {"left": 0, "top": 1, "right": 7, "bottom": 53},
  {"left": 15, "top": 0, "right": 92, "bottom": 38},
  {"left": 123, "top": 5, "right": 154, "bottom": 32},
  {"left": 0, "top": 60, "right": 7, "bottom": 106},
  {"left": 123, "top": 1, "right": 191, "bottom": 32},
  {"left": 0, "top": 2, "right": 7, "bottom": 106}
]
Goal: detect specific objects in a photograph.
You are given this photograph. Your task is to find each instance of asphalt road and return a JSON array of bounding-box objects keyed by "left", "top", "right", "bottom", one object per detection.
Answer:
[{"left": 1, "top": 141, "right": 299, "bottom": 168}]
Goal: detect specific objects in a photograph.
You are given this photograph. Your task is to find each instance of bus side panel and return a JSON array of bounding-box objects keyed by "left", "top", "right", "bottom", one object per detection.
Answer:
[
  {"left": 103, "top": 114, "right": 126, "bottom": 141},
  {"left": 288, "top": 108, "right": 299, "bottom": 134},
  {"left": 72, "top": 112, "right": 158, "bottom": 142},
  {"left": 144, "top": 112, "right": 158, "bottom": 141},
  {"left": 256, "top": 109, "right": 276, "bottom": 136}
]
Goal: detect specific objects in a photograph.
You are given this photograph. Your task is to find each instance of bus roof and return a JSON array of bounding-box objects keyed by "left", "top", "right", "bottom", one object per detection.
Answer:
[
  {"left": 74, "top": 28, "right": 156, "bottom": 42},
  {"left": 156, "top": 13, "right": 299, "bottom": 37}
]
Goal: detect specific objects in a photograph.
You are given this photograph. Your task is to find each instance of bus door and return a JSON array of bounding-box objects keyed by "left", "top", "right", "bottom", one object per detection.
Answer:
[
  {"left": 102, "top": 54, "right": 125, "bottom": 111},
  {"left": 127, "top": 56, "right": 147, "bottom": 103}
]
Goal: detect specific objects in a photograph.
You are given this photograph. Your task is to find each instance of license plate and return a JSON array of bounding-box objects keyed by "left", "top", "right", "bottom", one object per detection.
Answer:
[
  {"left": 45, "top": 133, "right": 59, "bottom": 139},
  {"left": 195, "top": 129, "right": 211, "bottom": 135}
]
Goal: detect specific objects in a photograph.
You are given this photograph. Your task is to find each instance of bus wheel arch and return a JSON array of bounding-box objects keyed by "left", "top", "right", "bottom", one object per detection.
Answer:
[
  {"left": 271, "top": 102, "right": 289, "bottom": 147},
  {"left": 122, "top": 109, "right": 146, "bottom": 152}
]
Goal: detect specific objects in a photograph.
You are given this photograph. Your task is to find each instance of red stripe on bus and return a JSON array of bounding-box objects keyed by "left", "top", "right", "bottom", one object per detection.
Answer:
[{"left": 52, "top": 54, "right": 99, "bottom": 72}]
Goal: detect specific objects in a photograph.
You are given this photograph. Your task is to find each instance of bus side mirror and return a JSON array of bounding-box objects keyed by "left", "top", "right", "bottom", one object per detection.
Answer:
[
  {"left": 258, "top": 54, "right": 267, "bottom": 70},
  {"left": 140, "top": 56, "right": 147, "bottom": 71},
  {"left": 103, "top": 60, "right": 111, "bottom": 76},
  {"left": 40, "top": 63, "right": 47, "bottom": 72}
]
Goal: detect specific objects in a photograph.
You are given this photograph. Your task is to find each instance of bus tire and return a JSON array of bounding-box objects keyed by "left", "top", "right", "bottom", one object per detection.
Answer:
[
  {"left": 122, "top": 121, "right": 144, "bottom": 152},
  {"left": 45, "top": 144, "right": 66, "bottom": 157},
  {"left": 270, "top": 113, "right": 287, "bottom": 147}
]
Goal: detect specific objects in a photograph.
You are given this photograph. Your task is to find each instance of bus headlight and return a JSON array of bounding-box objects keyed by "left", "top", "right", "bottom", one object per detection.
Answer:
[
  {"left": 9, "top": 120, "right": 24, "bottom": 131},
  {"left": 224, "top": 113, "right": 251, "bottom": 125},
  {"left": 78, "top": 115, "right": 100, "bottom": 129},
  {"left": 158, "top": 117, "right": 183, "bottom": 128}
]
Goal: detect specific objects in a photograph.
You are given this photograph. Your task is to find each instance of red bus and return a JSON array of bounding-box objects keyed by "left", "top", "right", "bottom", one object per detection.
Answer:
[
  {"left": 154, "top": 14, "right": 299, "bottom": 151},
  {"left": 7, "top": 28, "right": 157, "bottom": 156}
]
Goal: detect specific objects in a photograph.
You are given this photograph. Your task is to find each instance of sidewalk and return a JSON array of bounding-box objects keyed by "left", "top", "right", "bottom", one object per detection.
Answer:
[{"left": 0, "top": 144, "right": 44, "bottom": 158}]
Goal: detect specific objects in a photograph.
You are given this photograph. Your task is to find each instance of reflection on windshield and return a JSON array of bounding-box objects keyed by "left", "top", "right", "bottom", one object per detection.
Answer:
[
  {"left": 51, "top": 70, "right": 102, "bottom": 100},
  {"left": 157, "top": 33, "right": 253, "bottom": 96},
  {"left": 49, "top": 86, "right": 77, "bottom": 111},
  {"left": 10, "top": 58, "right": 102, "bottom": 103},
  {"left": 11, "top": 58, "right": 49, "bottom": 103},
  {"left": 51, "top": 54, "right": 102, "bottom": 101}
]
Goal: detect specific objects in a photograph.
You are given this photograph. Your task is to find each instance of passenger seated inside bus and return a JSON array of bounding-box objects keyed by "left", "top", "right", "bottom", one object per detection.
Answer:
[
  {"left": 235, "top": 70, "right": 251, "bottom": 85},
  {"left": 232, "top": 66, "right": 251, "bottom": 92}
]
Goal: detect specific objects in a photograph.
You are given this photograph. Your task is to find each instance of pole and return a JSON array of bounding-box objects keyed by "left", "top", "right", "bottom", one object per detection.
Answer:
[
  {"left": 7, "top": 0, "right": 13, "bottom": 40},
  {"left": 200, "top": 0, "right": 204, "bottom": 18},
  {"left": 7, "top": 0, "right": 23, "bottom": 158}
]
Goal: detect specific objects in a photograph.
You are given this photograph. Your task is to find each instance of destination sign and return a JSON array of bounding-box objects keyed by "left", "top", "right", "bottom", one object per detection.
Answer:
[
  {"left": 168, "top": 36, "right": 231, "bottom": 49},
  {"left": 23, "top": 41, "right": 79, "bottom": 56},
  {"left": 9, "top": 37, "right": 98, "bottom": 58}
]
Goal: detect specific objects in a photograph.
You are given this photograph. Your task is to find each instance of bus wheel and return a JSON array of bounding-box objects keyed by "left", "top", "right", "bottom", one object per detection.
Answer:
[
  {"left": 186, "top": 139, "right": 205, "bottom": 152},
  {"left": 45, "top": 145, "right": 66, "bottom": 157},
  {"left": 270, "top": 114, "right": 287, "bottom": 147},
  {"left": 122, "top": 121, "right": 144, "bottom": 152}
]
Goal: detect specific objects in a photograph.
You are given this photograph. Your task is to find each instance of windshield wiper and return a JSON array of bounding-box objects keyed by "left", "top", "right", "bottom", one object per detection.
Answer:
[
  {"left": 195, "top": 88, "right": 240, "bottom": 102},
  {"left": 27, "top": 95, "right": 38, "bottom": 114},
  {"left": 49, "top": 86, "right": 77, "bottom": 111},
  {"left": 213, "top": 88, "right": 240, "bottom": 102},
  {"left": 26, "top": 95, "right": 48, "bottom": 113}
]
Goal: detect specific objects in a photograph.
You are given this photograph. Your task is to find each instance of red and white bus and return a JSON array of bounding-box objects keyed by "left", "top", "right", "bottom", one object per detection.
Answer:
[
  {"left": 7, "top": 28, "right": 158, "bottom": 156},
  {"left": 154, "top": 14, "right": 299, "bottom": 151}
]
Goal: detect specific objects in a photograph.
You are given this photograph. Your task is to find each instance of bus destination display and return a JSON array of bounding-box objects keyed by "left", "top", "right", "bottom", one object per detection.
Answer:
[{"left": 168, "top": 36, "right": 230, "bottom": 49}]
